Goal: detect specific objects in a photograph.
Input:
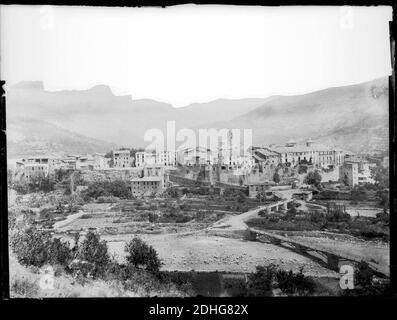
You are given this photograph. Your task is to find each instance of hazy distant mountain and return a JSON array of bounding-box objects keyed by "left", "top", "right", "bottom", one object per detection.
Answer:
[
  {"left": 7, "top": 116, "right": 119, "bottom": 158},
  {"left": 6, "top": 82, "right": 268, "bottom": 147},
  {"left": 6, "top": 77, "right": 389, "bottom": 156},
  {"left": 204, "top": 77, "right": 389, "bottom": 153}
]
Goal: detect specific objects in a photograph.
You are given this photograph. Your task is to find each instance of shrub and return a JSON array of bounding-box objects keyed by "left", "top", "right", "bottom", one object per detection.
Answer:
[
  {"left": 10, "top": 227, "right": 52, "bottom": 267},
  {"left": 76, "top": 231, "right": 110, "bottom": 277},
  {"left": 247, "top": 265, "right": 276, "bottom": 296},
  {"left": 10, "top": 227, "right": 72, "bottom": 268},
  {"left": 47, "top": 238, "right": 73, "bottom": 266},
  {"left": 125, "top": 237, "right": 162, "bottom": 274},
  {"left": 304, "top": 170, "right": 322, "bottom": 187},
  {"left": 83, "top": 180, "right": 132, "bottom": 200},
  {"left": 275, "top": 268, "right": 315, "bottom": 295},
  {"left": 11, "top": 276, "right": 39, "bottom": 298}
]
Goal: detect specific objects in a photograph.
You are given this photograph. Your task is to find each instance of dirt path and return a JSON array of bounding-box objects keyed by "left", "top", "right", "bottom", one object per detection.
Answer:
[{"left": 209, "top": 204, "right": 268, "bottom": 231}]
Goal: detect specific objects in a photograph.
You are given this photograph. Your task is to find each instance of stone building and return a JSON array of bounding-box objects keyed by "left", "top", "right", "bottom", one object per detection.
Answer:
[
  {"left": 340, "top": 157, "right": 376, "bottom": 186},
  {"left": 113, "top": 150, "right": 133, "bottom": 168}
]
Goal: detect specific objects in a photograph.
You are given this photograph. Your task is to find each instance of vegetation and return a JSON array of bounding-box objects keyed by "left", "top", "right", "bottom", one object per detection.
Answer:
[
  {"left": 10, "top": 227, "right": 72, "bottom": 268},
  {"left": 249, "top": 202, "right": 389, "bottom": 241},
  {"left": 83, "top": 180, "right": 132, "bottom": 200},
  {"left": 75, "top": 231, "right": 110, "bottom": 277},
  {"left": 247, "top": 264, "right": 315, "bottom": 296},
  {"left": 343, "top": 261, "right": 390, "bottom": 296},
  {"left": 371, "top": 165, "right": 389, "bottom": 189},
  {"left": 124, "top": 237, "right": 162, "bottom": 274},
  {"left": 304, "top": 170, "right": 322, "bottom": 187},
  {"left": 273, "top": 171, "right": 280, "bottom": 183}
]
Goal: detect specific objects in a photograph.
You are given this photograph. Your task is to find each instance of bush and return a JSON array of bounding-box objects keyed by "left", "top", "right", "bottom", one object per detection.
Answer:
[
  {"left": 304, "top": 170, "right": 322, "bottom": 187},
  {"left": 47, "top": 238, "right": 73, "bottom": 266},
  {"left": 10, "top": 227, "right": 72, "bottom": 268},
  {"left": 11, "top": 276, "right": 39, "bottom": 298},
  {"left": 275, "top": 268, "right": 315, "bottom": 295},
  {"left": 10, "top": 227, "right": 52, "bottom": 267},
  {"left": 247, "top": 264, "right": 315, "bottom": 296},
  {"left": 76, "top": 231, "right": 110, "bottom": 277},
  {"left": 125, "top": 237, "right": 162, "bottom": 274},
  {"left": 83, "top": 180, "right": 132, "bottom": 200},
  {"left": 247, "top": 265, "right": 276, "bottom": 296}
]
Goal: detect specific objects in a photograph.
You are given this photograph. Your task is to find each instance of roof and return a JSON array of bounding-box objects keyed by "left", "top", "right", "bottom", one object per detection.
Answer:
[
  {"left": 114, "top": 150, "right": 130, "bottom": 154},
  {"left": 24, "top": 163, "right": 49, "bottom": 167},
  {"left": 246, "top": 181, "right": 275, "bottom": 186},
  {"left": 254, "top": 148, "right": 279, "bottom": 158},
  {"left": 131, "top": 177, "right": 162, "bottom": 182},
  {"left": 179, "top": 146, "right": 212, "bottom": 154},
  {"left": 268, "top": 143, "right": 341, "bottom": 154}
]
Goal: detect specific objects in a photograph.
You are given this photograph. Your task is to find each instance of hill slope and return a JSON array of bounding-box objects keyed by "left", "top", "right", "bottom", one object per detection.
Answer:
[
  {"left": 7, "top": 116, "right": 119, "bottom": 158},
  {"left": 205, "top": 78, "right": 389, "bottom": 153},
  {"left": 5, "top": 77, "right": 389, "bottom": 155}
]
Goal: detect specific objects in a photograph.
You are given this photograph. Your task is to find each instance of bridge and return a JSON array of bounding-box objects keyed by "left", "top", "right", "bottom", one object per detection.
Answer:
[{"left": 247, "top": 228, "right": 390, "bottom": 278}]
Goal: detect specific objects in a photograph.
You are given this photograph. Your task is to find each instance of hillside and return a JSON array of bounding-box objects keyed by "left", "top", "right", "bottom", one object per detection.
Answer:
[
  {"left": 7, "top": 116, "right": 119, "bottom": 158},
  {"left": 204, "top": 77, "right": 389, "bottom": 153},
  {"left": 6, "top": 82, "right": 268, "bottom": 147},
  {"left": 5, "top": 77, "right": 389, "bottom": 155}
]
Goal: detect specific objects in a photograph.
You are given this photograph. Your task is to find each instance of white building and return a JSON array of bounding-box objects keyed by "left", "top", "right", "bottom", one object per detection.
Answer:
[
  {"left": 93, "top": 153, "right": 110, "bottom": 170},
  {"left": 340, "top": 157, "right": 376, "bottom": 186},
  {"left": 136, "top": 150, "right": 176, "bottom": 167},
  {"left": 130, "top": 164, "right": 168, "bottom": 196},
  {"left": 262, "top": 140, "right": 344, "bottom": 168},
  {"left": 113, "top": 150, "right": 133, "bottom": 168},
  {"left": 177, "top": 146, "right": 213, "bottom": 166}
]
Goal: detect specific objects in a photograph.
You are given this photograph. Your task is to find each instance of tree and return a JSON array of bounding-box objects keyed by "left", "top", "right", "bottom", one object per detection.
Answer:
[
  {"left": 273, "top": 171, "right": 280, "bottom": 184},
  {"left": 10, "top": 227, "right": 52, "bottom": 267},
  {"left": 304, "top": 170, "right": 322, "bottom": 187},
  {"left": 166, "top": 187, "right": 179, "bottom": 198},
  {"left": 247, "top": 265, "right": 276, "bottom": 296},
  {"left": 371, "top": 166, "right": 389, "bottom": 189},
  {"left": 76, "top": 231, "right": 110, "bottom": 277},
  {"left": 256, "top": 191, "right": 266, "bottom": 203},
  {"left": 237, "top": 191, "right": 247, "bottom": 203},
  {"left": 124, "top": 237, "right": 162, "bottom": 274}
]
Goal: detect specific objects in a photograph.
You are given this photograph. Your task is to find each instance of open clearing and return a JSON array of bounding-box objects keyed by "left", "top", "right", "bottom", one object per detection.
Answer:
[{"left": 104, "top": 232, "right": 339, "bottom": 277}]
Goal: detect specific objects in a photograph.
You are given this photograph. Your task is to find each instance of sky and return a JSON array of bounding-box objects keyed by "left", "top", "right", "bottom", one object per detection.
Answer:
[{"left": 0, "top": 5, "right": 393, "bottom": 107}]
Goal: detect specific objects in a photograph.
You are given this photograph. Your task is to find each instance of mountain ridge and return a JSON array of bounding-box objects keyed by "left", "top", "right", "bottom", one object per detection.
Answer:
[{"left": 6, "top": 76, "right": 389, "bottom": 157}]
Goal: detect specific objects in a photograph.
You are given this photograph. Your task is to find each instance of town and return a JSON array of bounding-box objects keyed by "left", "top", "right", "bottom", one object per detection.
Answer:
[{"left": 8, "top": 134, "right": 390, "bottom": 297}]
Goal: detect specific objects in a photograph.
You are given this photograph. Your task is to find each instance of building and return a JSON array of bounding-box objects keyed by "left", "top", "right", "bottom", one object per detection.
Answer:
[
  {"left": 60, "top": 157, "right": 77, "bottom": 170},
  {"left": 17, "top": 162, "right": 50, "bottom": 183},
  {"left": 247, "top": 182, "right": 273, "bottom": 199},
  {"left": 292, "top": 190, "right": 313, "bottom": 201},
  {"left": 177, "top": 146, "right": 213, "bottom": 166},
  {"left": 156, "top": 150, "right": 177, "bottom": 167},
  {"left": 76, "top": 155, "right": 94, "bottom": 170},
  {"left": 135, "top": 151, "right": 165, "bottom": 167},
  {"left": 93, "top": 153, "right": 110, "bottom": 170},
  {"left": 130, "top": 164, "right": 167, "bottom": 196},
  {"left": 252, "top": 148, "right": 282, "bottom": 171},
  {"left": 21, "top": 156, "right": 61, "bottom": 172},
  {"left": 340, "top": 158, "right": 376, "bottom": 186},
  {"left": 259, "top": 140, "right": 344, "bottom": 169},
  {"left": 113, "top": 150, "right": 133, "bottom": 168}
]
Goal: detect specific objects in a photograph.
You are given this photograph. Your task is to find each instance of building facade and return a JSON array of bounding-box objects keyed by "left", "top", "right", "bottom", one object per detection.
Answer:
[
  {"left": 130, "top": 164, "right": 167, "bottom": 196},
  {"left": 113, "top": 150, "right": 133, "bottom": 168},
  {"left": 340, "top": 158, "right": 376, "bottom": 186},
  {"left": 258, "top": 140, "right": 344, "bottom": 169}
]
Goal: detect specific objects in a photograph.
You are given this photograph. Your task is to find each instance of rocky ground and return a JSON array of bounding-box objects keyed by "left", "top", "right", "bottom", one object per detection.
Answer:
[{"left": 104, "top": 232, "right": 339, "bottom": 277}]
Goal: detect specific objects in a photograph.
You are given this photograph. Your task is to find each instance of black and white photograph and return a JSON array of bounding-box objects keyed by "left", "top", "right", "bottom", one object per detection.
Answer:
[{"left": 0, "top": 4, "right": 394, "bottom": 300}]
